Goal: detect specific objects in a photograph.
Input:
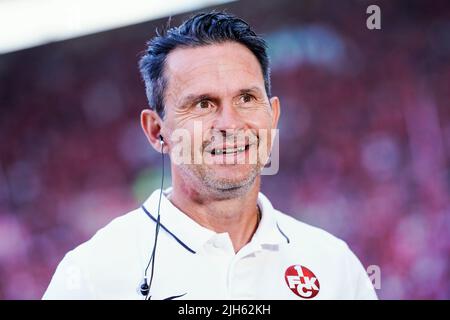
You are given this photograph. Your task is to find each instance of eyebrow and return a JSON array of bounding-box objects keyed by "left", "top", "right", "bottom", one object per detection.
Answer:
[
  {"left": 178, "top": 86, "right": 264, "bottom": 108},
  {"left": 239, "top": 86, "right": 264, "bottom": 96}
]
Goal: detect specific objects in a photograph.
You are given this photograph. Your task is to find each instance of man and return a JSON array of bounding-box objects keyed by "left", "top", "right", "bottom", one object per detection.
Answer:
[{"left": 43, "top": 12, "right": 377, "bottom": 300}]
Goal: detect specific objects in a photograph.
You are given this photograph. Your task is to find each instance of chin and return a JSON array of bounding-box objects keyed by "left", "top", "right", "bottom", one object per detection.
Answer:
[
  {"left": 212, "top": 162, "right": 255, "bottom": 176},
  {"left": 204, "top": 166, "right": 259, "bottom": 194}
]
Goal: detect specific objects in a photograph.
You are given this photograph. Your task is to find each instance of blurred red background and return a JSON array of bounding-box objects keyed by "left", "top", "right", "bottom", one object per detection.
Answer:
[{"left": 0, "top": 0, "right": 449, "bottom": 299}]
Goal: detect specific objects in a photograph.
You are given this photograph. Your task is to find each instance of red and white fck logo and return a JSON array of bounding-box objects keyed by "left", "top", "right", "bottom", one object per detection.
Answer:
[{"left": 285, "top": 265, "right": 320, "bottom": 299}]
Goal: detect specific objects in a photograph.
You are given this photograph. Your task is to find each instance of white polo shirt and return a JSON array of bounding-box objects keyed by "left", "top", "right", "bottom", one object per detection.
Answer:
[{"left": 43, "top": 188, "right": 377, "bottom": 300}]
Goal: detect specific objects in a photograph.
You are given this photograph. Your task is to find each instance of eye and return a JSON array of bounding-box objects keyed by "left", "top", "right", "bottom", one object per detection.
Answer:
[
  {"left": 197, "top": 100, "right": 211, "bottom": 109},
  {"left": 241, "top": 93, "right": 255, "bottom": 103}
]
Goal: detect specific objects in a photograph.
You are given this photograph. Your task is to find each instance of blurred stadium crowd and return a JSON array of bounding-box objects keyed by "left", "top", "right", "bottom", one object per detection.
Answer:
[{"left": 0, "top": 0, "right": 449, "bottom": 299}]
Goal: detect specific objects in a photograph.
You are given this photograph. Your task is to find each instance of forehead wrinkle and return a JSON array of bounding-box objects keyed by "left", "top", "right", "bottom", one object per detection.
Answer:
[
  {"left": 164, "top": 42, "right": 265, "bottom": 107},
  {"left": 169, "top": 65, "right": 263, "bottom": 102},
  {"left": 170, "top": 61, "right": 260, "bottom": 88}
]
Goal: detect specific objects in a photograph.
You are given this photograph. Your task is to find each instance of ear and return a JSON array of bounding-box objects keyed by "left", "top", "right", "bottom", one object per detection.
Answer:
[
  {"left": 141, "top": 109, "right": 166, "bottom": 153},
  {"left": 269, "top": 96, "right": 281, "bottom": 129}
]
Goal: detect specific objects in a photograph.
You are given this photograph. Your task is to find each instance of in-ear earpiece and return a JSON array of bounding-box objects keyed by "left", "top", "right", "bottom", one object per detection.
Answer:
[
  {"left": 159, "top": 135, "right": 164, "bottom": 145},
  {"left": 140, "top": 278, "right": 150, "bottom": 296}
]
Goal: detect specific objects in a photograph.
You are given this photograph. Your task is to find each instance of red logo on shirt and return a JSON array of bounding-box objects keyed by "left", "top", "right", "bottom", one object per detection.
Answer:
[{"left": 285, "top": 265, "right": 320, "bottom": 299}]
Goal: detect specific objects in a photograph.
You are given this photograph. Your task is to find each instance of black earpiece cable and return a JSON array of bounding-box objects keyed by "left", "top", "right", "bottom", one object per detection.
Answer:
[{"left": 142, "top": 136, "right": 165, "bottom": 300}]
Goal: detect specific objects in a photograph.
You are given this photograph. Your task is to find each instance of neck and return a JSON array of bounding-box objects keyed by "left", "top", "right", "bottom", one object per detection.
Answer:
[{"left": 169, "top": 174, "right": 261, "bottom": 253}]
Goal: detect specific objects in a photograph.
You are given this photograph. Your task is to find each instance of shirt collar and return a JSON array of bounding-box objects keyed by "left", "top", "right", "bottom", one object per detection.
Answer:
[
  {"left": 141, "top": 188, "right": 289, "bottom": 254},
  {"left": 253, "top": 192, "right": 290, "bottom": 246}
]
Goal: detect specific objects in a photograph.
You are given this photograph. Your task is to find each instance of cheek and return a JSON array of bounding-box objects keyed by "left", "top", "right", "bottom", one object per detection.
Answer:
[
  {"left": 249, "top": 112, "right": 275, "bottom": 150},
  {"left": 247, "top": 111, "right": 273, "bottom": 129}
]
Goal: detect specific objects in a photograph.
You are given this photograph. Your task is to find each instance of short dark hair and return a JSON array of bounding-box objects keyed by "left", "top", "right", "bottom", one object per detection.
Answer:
[{"left": 138, "top": 11, "right": 271, "bottom": 119}]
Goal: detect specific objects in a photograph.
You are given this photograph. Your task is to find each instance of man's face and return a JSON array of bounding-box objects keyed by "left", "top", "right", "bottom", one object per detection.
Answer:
[{"left": 162, "top": 41, "right": 280, "bottom": 197}]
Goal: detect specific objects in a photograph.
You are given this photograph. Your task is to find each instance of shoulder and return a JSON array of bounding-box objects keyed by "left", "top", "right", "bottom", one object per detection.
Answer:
[
  {"left": 258, "top": 191, "right": 352, "bottom": 257},
  {"left": 274, "top": 209, "right": 350, "bottom": 253},
  {"left": 272, "top": 208, "right": 372, "bottom": 283},
  {"left": 43, "top": 208, "right": 148, "bottom": 299},
  {"left": 64, "top": 208, "right": 148, "bottom": 267}
]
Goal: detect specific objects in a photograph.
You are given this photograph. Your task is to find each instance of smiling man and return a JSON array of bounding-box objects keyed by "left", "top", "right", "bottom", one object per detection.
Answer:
[{"left": 43, "top": 12, "right": 377, "bottom": 300}]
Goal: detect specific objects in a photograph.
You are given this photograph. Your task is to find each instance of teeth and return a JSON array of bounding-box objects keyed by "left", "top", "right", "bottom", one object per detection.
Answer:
[{"left": 213, "top": 146, "right": 246, "bottom": 155}]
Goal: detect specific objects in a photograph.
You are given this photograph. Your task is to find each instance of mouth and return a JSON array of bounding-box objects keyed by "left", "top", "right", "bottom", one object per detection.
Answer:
[{"left": 208, "top": 144, "right": 250, "bottom": 156}]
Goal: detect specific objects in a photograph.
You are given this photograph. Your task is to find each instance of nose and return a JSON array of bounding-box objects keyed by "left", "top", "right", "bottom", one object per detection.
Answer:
[{"left": 212, "top": 104, "right": 246, "bottom": 135}]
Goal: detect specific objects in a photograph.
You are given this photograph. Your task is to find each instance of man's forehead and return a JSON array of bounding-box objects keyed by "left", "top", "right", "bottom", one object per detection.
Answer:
[{"left": 164, "top": 42, "right": 264, "bottom": 93}]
